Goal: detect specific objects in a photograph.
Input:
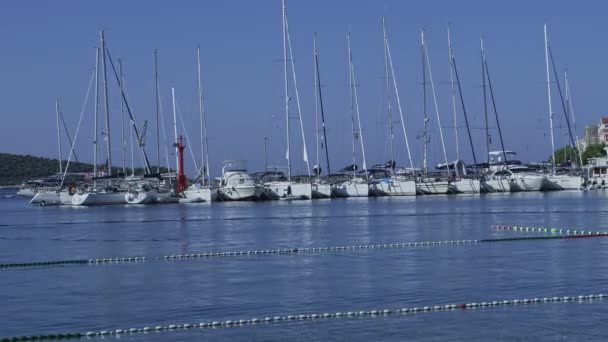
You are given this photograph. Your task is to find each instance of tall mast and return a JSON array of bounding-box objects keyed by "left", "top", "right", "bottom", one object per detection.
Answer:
[
  {"left": 119, "top": 59, "right": 126, "bottom": 175},
  {"left": 481, "top": 36, "right": 490, "bottom": 164},
  {"left": 284, "top": 9, "right": 311, "bottom": 177},
  {"left": 104, "top": 49, "right": 151, "bottom": 174},
  {"left": 544, "top": 22, "right": 556, "bottom": 174},
  {"left": 483, "top": 42, "right": 508, "bottom": 165},
  {"left": 348, "top": 33, "right": 357, "bottom": 179},
  {"left": 197, "top": 46, "right": 210, "bottom": 185},
  {"left": 448, "top": 24, "right": 460, "bottom": 161},
  {"left": 55, "top": 99, "right": 63, "bottom": 175},
  {"left": 129, "top": 116, "right": 134, "bottom": 177},
  {"left": 171, "top": 88, "right": 179, "bottom": 175},
  {"left": 93, "top": 48, "right": 99, "bottom": 179},
  {"left": 385, "top": 21, "right": 414, "bottom": 172},
  {"left": 423, "top": 30, "right": 451, "bottom": 176},
  {"left": 548, "top": 47, "right": 576, "bottom": 149},
  {"left": 100, "top": 30, "right": 112, "bottom": 176},
  {"left": 565, "top": 72, "right": 583, "bottom": 167},
  {"left": 313, "top": 33, "right": 319, "bottom": 174},
  {"left": 452, "top": 43, "right": 479, "bottom": 173},
  {"left": 349, "top": 34, "right": 368, "bottom": 177},
  {"left": 196, "top": 46, "right": 204, "bottom": 183},
  {"left": 154, "top": 49, "right": 161, "bottom": 174},
  {"left": 421, "top": 29, "right": 428, "bottom": 176},
  {"left": 314, "top": 33, "right": 331, "bottom": 175},
  {"left": 282, "top": 0, "right": 291, "bottom": 181},
  {"left": 382, "top": 17, "right": 395, "bottom": 168}
]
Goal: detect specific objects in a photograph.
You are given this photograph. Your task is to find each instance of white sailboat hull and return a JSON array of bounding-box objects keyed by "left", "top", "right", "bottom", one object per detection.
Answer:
[
  {"left": 179, "top": 188, "right": 212, "bottom": 203},
  {"left": 483, "top": 178, "right": 511, "bottom": 193},
  {"left": 125, "top": 190, "right": 158, "bottom": 204},
  {"left": 216, "top": 185, "right": 262, "bottom": 201},
  {"left": 543, "top": 175, "right": 583, "bottom": 190},
  {"left": 30, "top": 190, "right": 71, "bottom": 206},
  {"left": 264, "top": 182, "right": 312, "bottom": 200},
  {"left": 416, "top": 181, "right": 451, "bottom": 195},
  {"left": 312, "top": 183, "right": 332, "bottom": 198},
  {"left": 509, "top": 175, "right": 545, "bottom": 192},
  {"left": 370, "top": 179, "right": 416, "bottom": 196},
  {"left": 332, "top": 181, "right": 369, "bottom": 197},
  {"left": 71, "top": 192, "right": 127, "bottom": 206},
  {"left": 17, "top": 189, "right": 36, "bottom": 197},
  {"left": 451, "top": 179, "right": 481, "bottom": 194}
]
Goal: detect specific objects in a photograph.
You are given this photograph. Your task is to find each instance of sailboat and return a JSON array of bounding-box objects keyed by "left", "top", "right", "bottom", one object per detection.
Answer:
[
  {"left": 369, "top": 18, "right": 416, "bottom": 197},
  {"left": 444, "top": 27, "right": 481, "bottom": 194},
  {"left": 416, "top": 29, "right": 452, "bottom": 195},
  {"left": 72, "top": 32, "right": 129, "bottom": 206},
  {"left": 122, "top": 55, "right": 161, "bottom": 205},
  {"left": 264, "top": 0, "right": 312, "bottom": 200},
  {"left": 163, "top": 87, "right": 212, "bottom": 204},
  {"left": 179, "top": 47, "right": 214, "bottom": 202},
  {"left": 541, "top": 23, "right": 583, "bottom": 191},
  {"left": 74, "top": 31, "right": 156, "bottom": 205},
  {"left": 332, "top": 33, "right": 369, "bottom": 198},
  {"left": 310, "top": 33, "right": 332, "bottom": 199},
  {"left": 30, "top": 99, "right": 80, "bottom": 206}
]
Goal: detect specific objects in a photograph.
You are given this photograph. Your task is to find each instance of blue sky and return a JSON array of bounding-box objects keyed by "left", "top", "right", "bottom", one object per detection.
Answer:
[{"left": 0, "top": 0, "right": 605, "bottom": 177}]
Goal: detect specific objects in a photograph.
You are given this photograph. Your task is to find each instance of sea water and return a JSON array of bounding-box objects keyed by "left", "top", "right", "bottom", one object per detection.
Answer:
[{"left": 1, "top": 189, "right": 607, "bottom": 341}]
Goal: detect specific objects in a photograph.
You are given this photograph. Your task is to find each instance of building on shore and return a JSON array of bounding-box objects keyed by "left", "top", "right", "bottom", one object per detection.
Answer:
[
  {"left": 598, "top": 118, "right": 608, "bottom": 144},
  {"left": 580, "top": 119, "right": 607, "bottom": 151}
]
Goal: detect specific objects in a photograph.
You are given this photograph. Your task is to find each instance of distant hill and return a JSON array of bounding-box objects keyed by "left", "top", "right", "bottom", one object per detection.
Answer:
[{"left": 0, "top": 153, "right": 172, "bottom": 186}]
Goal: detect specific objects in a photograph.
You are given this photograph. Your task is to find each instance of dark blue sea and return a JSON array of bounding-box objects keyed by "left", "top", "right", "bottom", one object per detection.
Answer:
[{"left": 1, "top": 189, "right": 607, "bottom": 341}]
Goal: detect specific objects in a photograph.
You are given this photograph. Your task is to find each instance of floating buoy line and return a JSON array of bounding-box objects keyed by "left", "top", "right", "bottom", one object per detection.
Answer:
[
  {"left": 0, "top": 240, "right": 481, "bottom": 269},
  {"left": 1, "top": 293, "right": 605, "bottom": 341},
  {"left": 492, "top": 225, "right": 608, "bottom": 236},
  {"left": 2, "top": 231, "right": 607, "bottom": 270}
]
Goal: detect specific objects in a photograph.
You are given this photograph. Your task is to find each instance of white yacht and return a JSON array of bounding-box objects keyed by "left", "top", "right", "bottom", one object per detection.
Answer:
[
  {"left": 380, "top": 178, "right": 416, "bottom": 196},
  {"left": 312, "top": 179, "right": 332, "bottom": 198},
  {"left": 30, "top": 189, "right": 72, "bottom": 206},
  {"left": 486, "top": 166, "right": 545, "bottom": 192},
  {"left": 483, "top": 171, "right": 511, "bottom": 193},
  {"left": 265, "top": 180, "right": 312, "bottom": 200},
  {"left": 451, "top": 178, "right": 481, "bottom": 194},
  {"left": 509, "top": 166, "right": 546, "bottom": 191},
  {"left": 125, "top": 181, "right": 158, "bottom": 204},
  {"left": 332, "top": 177, "right": 368, "bottom": 197},
  {"left": 71, "top": 184, "right": 127, "bottom": 206},
  {"left": 416, "top": 178, "right": 452, "bottom": 195},
  {"left": 215, "top": 160, "right": 263, "bottom": 201},
  {"left": 437, "top": 161, "right": 481, "bottom": 194},
  {"left": 179, "top": 184, "right": 211, "bottom": 203},
  {"left": 368, "top": 169, "right": 416, "bottom": 196},
  {"left": 16, "top": 187, "right": 37, "bottom": 197},
  {"left": 543, "top": 174, "right": 583, "bottom": 191},
  {"left": 584, "top": 149, "right": 608, "bottom": 189}
]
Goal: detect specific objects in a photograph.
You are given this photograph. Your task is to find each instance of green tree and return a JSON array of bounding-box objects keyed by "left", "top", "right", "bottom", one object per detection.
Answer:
[
  {"left": 550, "top": 145, "right": 580, "bottom": 166},
  {"left": 581, "top": 143, "right": 607, "bottom": 165}
]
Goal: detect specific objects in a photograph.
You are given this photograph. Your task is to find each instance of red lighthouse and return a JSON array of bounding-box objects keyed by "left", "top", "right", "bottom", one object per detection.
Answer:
[{"left": 175, "top": 135, "right": 187, "bottom": 194}]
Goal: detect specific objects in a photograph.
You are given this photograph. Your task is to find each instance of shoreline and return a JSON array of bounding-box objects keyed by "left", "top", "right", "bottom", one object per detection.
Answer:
[{"left": 0, "top": 185, "right": 19, "bottom": 189}]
